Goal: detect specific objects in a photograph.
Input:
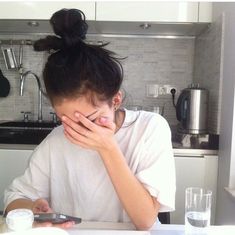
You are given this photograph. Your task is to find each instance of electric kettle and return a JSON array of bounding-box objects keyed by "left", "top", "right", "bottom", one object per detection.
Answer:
[{"left": 176, "top": 85, "right": 209, "bottom": 134}]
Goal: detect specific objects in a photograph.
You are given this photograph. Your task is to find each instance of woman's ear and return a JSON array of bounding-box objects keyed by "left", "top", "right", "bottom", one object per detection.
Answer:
[{"left": 112, "top": 91, "right": 122, "bottom": 109}]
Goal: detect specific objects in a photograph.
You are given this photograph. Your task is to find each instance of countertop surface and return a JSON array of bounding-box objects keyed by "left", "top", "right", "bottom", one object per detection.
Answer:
[
  {"left": 173, "top": 148, "right": 218, "bottom": 156},
  {"left": 0, "top": 221, "right": 184, "bottom": 235},
  {"left": 1, "top": 221, "right": 235, "bottom": 235}
]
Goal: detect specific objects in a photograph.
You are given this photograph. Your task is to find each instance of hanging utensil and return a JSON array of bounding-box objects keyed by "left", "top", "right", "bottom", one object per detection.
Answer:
[
  {"left": 18, "top": 43, "right": 24, "bottom": 80},
  {"left": 18, "top": 43, "right": 23, "bottom": 70},
  {"left": 2, "top": 47, "right": 18, "bottom": 70},
  {"left": 0, "top": 68, "right": 10, "bottom": 97}
]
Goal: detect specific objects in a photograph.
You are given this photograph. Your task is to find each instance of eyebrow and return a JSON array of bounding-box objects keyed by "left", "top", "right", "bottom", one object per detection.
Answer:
[{"left": 85, "top": 110, "right": 98, "bottom": 118}]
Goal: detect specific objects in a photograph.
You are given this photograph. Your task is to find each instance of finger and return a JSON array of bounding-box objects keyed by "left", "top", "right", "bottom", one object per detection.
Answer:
[
  {"left": 33, "top": 221, "right": 75, "bottom": 229},
  {"left": 97, "top": 117, "right": 116, "bottom": 130},
  {"left": 36, "top": 199, "right": 52, "bottom": 213},
  {"left": 64, "top": 129, "right": 91, "bottom": 149},
  {"left": 63, "top": 122, "right": 90, "bottom": 140},
  {"left": 74, "top": 113, "right": 97, "bottom": 132},
  {"left": 62, "top": 116, "right": 91, "bottom": 137},
  {"left": 33, "top": 221, "right": 53, "bottom": 228},
  {"left": 53, "top": 221, "right": 75, "bottom": 229},
  {"left": 33, "top": 199, "right": 52, "bottom": 213}
]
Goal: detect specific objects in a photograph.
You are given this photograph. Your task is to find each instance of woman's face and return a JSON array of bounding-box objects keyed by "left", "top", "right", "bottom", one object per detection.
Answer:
[{"left": 53, "top": 93, "right": 121, "bottom": 124}]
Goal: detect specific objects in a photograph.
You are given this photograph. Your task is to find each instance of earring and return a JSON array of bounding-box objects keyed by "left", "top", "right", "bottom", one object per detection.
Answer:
[{"left": 114, "top": 106, "right": 118, "bottom": 111}]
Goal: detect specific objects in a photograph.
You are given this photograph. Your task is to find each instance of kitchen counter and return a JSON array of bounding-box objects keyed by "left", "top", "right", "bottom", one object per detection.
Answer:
[{"left": 0, "top": 144, "right": 36, "bottom": 150}]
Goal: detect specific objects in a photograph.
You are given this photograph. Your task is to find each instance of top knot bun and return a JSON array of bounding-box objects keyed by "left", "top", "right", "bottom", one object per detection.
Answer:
[
  {"left": 34, "top": 8, "right": 88, "bottom": 51},
  {"left": 51, "top": 8, "right": 88, "bottom": 48}
]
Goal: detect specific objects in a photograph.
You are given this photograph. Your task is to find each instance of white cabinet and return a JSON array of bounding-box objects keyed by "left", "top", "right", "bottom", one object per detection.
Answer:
[
  {"left": 198, "top": 2, "right": 212, "bottom": 22},
  {"left": 171, "top": 155, "right": 218, "bottom": 225},
  {"left": 0, "top": 1, "right": 212, "bottom": 23},
  {"left": 96, "top": 2, "right": 211, "bottom": 23},
  {"left": 0, "top": 148, "right": 33, "bottom": 212},
  {"left": 0, "top": 1, "right": 96, "bottom": 20}
]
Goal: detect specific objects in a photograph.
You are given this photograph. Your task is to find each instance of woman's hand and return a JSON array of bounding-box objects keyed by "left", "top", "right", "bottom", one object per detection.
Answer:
[
  {"left": 32, "top": 198, "right": 75, "bottom": 229},
  {"left": 61, "top": 113, "right": 117, "bottom": 152},
  {"left": 33, "top": 220, "right": 75, "bottom": 229},
  {"left": 31, "top": 198, "right": 53, "bottom": 213}
]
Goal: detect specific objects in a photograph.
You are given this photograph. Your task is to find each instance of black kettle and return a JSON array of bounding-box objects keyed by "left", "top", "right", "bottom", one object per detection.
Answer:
[{"left": 176, "top": 86, "right": 209, "bottom": 134}]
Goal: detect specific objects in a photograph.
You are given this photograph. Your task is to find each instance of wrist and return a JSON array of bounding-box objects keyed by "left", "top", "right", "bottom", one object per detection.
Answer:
[
  {"left": 98, "top": 144, "right": 127, "bottom": 171},
  {"left": 98, "top": 139, "right": 119, "bottom": 157},
  {"left": 98, "top": 143, "right": 118, "bottom": 155}
]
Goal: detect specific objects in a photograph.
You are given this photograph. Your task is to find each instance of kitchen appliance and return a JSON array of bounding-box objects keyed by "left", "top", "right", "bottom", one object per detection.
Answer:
[{"left": 176, "top": 85, "right": 209, "bottom": 134}]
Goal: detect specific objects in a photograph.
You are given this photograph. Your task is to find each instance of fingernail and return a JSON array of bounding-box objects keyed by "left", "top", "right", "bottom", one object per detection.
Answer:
[
  {"left": 99, "top": 117, "right": 107, "bottom": 123},
  {"left": 61, "top": 116, "right": 66, "bottom": 121},
  {"left": 75, "top": 112, "right": 79, "bottom": 117}
]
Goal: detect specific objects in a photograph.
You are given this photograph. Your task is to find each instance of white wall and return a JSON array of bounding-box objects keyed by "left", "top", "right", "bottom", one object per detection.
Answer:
[{"left": 212, "top": 3, "right": 235, "bottom": 225}]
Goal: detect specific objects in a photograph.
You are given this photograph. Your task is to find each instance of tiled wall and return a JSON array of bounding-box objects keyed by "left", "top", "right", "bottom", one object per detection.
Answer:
[
  {"left": 194, "top": 15, "right": 224, "bottom": 134},
  {"left": 0, "top": 34, "right": 195, "bottom": 126}
]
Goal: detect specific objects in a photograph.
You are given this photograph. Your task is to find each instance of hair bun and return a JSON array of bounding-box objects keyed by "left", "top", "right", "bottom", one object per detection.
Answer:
[
  {"left": 50, "top": 8, "right": 88, "bottom": 48},
  {"left": 34, "top": 36, "right": 63, "bottom": 51}
]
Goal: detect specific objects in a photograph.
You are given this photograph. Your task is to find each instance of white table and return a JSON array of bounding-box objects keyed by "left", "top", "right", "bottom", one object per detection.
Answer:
[
  {"left": 67, "top": 222, "right": 235, "bottom": 235},
  {"left": 1, "top": 219, "right": 235, "bottom": 235}
]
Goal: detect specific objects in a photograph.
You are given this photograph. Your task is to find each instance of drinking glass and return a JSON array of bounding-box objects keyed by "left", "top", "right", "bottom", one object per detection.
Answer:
[{"left": 185, "top": 187, "right": 212, "bottom": 235}]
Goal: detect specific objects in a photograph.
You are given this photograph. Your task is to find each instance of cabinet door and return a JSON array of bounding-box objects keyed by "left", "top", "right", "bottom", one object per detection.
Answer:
[
  {"left": 0, "top": 1, "right": 95, "bottom": 20},
  {"left": 0, "top": 149, "right": 33, "bottom": 211},
  {"left": 96, "top": 2, "right": 198, "bottom": 22},
  {"left": 171, "top": 155, "right": 218, "bottom": 224},
  {"left": 198, "top": 2, "right": 212, "bottom": 22}
]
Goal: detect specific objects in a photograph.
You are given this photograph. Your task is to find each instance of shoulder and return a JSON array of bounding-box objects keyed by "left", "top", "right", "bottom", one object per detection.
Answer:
[
  {"left": 124, "top": 109, "right": 170, "bottom": 132},
  {"left": 30, "top": 125, "right": 79, "bottom": 165},
  {"left": 122, "top": 109, "right": 171, "bottom": 144},
  {"left": 139, "top": 110, "right": 169, "bottom": 126},
  {"left": 32, "top": 125, "right": 68, "bottom": 154},
  {"left": 45, "top": 124, "right": 65, "bottom": 141}
]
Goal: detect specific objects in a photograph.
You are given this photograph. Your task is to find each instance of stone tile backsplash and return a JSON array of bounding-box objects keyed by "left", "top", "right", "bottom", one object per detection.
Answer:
[{"left": 0, "top": 34, "right": 195, "bottom": 126}]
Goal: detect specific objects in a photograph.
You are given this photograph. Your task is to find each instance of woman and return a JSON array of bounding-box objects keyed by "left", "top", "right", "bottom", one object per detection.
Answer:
[{"left": 4, "top": 9, "right": 175, "bottom": 230}]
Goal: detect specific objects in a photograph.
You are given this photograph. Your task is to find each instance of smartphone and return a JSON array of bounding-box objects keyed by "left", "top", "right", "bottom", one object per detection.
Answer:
[{"left": 34, "top": 213, "right": 82, "bottom": 224}]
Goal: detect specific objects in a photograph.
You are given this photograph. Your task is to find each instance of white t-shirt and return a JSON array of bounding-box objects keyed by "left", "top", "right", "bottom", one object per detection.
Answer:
[{"left": 4, "top": 110, "right": 176, "bottom": 222}]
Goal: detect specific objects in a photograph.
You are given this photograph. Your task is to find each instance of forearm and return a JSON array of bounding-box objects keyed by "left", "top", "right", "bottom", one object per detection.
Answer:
[
  {"left": 99, "top": 143, "right": 160, "bottom": 230},
  {"left": 5, "top": 199, "right": 34, "bottom": 214}
]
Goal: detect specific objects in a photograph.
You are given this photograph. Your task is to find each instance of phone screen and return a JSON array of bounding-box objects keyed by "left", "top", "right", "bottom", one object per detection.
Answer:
[{"left": 34, "top": 213, "right": 82, "bottom": 224}]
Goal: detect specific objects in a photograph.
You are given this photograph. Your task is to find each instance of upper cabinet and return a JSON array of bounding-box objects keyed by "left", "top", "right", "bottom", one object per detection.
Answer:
[
  {"left": 0, "top": 1, "right": 212, "bottom": 23},
  {"left": 0, "top": 1, "right": 96, "bottom": 20},
  {"left": 96, "top": 2, "right": 212, "bottom": 23},
  {"left": 198, "top": 2, "right": 212, "bottom": 22},
  {"left": 0, "top": 1, "right": 212, "bottom": 35}
]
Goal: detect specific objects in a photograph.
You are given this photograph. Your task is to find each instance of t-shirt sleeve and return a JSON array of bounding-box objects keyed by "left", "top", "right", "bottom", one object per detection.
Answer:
[
  {"left": 4, "top": 141, "right": 50, "bottom": 211},
  {"left": 135, "top": 115, "right": 176, "bottom": 212}
]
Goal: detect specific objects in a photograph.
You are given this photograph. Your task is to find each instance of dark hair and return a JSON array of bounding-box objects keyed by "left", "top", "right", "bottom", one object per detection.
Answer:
[{"left": 34, "top": 8, "right": 123, "bottom": 105}]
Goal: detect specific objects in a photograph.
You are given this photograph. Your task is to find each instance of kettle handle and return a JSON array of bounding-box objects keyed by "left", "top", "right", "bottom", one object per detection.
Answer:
[{"left": 176, "top": 90, "right": 189, "bottom": 121}]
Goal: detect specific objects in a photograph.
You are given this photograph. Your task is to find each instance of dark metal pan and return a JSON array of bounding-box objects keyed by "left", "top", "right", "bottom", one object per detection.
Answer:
[{"left": 0, "top": 68, "right": 10, "bottom": 97}]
